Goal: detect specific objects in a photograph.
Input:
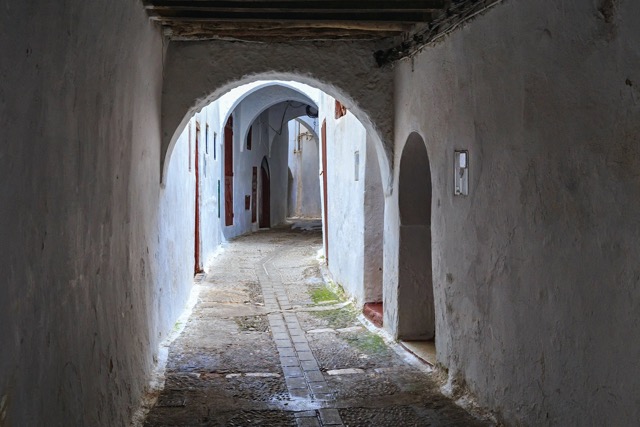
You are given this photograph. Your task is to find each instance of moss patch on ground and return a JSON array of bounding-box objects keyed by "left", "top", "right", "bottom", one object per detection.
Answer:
[
  {"left": 310, "top": 285, "right": 340, "bottom": 304},
  {"left": 343, "top": 332, "right": 388, "bottom": 355},
  {"left": 311, "top": 306, "right": 359, "bottom": 329}
]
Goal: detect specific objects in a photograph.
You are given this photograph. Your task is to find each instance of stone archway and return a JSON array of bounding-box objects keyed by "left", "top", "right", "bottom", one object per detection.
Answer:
[
  {"left": 160, "top": 41, "right": 393, "bottom": 193},
  {"left": 397, "top": 132, "right": 435, "bottom": 341}
]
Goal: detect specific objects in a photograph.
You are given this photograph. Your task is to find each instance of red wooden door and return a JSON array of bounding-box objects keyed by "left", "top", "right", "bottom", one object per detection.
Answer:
[
  {"left": 224, "top": 116, "right": 234, "bottom": 226},
  {"left": 321, "top": 120, "right": 329, "bottom": 265}
]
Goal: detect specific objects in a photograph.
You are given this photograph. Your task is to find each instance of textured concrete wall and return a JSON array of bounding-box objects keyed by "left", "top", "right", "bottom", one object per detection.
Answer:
[
  {"left": 0, "top": 1, "right": 195, "bottom": 425},
  {"left": 389, "top": 0, "right": 640, "bottom": 424}
]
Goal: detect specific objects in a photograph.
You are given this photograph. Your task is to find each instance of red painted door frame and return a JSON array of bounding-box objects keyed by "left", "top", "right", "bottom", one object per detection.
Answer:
[
  {"left": 321, "top": 120, "right": 329, "bottom": 265},
  {"left": 251, "top": 166, "right": 257, "bottom": 223},
  {"left": 194, "top": 122, "right": 203, "bottom": 274},
  {"left": 259, "top": 158, "right": 271, "bottom": 228},
  {"left": 224, "top": 116, "right": 234, "bottom": 226}
]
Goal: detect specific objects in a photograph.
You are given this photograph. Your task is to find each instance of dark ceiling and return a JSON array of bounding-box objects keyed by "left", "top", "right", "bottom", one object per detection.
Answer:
[{"left": 143, "top": 0, "right": 451, "bottom": 41}]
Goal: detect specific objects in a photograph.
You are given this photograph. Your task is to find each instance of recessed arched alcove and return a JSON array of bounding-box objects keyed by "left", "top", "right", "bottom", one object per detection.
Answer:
[{"left": 397, "top": 132, "right": 435, "bottom": 341}]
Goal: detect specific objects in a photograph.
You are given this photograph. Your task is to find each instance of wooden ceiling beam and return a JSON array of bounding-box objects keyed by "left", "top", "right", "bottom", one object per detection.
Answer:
[
  {"left": 149, "top": 9, "right": 434, "bottom": 22},
  {"left": 165, "top": 26, "right": 404, "bottom": 41},
  {"left": 144, "top": 0, "right": 448, "bottom": 12},
  {"left": 161, "top": 20, "right": 412, "bottom": 31}
]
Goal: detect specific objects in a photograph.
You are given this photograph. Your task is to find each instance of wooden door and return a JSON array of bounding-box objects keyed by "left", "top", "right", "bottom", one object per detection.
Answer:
[{"left": 224, "top": 116, "right": 234, "bottom": 226}]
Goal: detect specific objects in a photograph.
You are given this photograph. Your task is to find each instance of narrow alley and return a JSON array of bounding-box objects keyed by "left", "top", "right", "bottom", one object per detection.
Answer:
[{"left": 142, "top": 223, "right": 491, "bottom": 427}]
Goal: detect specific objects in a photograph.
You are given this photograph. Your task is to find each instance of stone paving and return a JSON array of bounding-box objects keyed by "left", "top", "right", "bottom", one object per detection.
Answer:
[{"left": 143, "top": 222, "right": 494, "bottom": 427}]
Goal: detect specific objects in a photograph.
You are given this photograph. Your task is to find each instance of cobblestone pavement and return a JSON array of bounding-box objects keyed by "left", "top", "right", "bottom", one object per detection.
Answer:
[{"left": 143, "top": 222, "right": 493, "bottom": 427}]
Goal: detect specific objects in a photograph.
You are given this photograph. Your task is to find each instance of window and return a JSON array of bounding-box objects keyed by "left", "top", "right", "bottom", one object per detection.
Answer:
[
  {"left": 213, "top": 132, "right": 217, "bottom": 160},
  {"left": 335, "top": 100, "right": 347, "bottom": 119},
  {"left": 246, "top": 126, "right": 252, "bottom": 150},
  {"left": 205, "top": 123, "right": 209, "bottom": 155}
]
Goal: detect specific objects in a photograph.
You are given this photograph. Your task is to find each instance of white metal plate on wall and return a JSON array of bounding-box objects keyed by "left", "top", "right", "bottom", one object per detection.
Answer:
[{"left": 454, "top": 150, "right": 469, "bottom": 196}]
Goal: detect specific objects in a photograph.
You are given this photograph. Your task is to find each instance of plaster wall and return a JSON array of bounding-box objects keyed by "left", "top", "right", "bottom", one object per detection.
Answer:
[
  {"left": 268, "top": 106, "right": 294, "bottom": 227},
  {"left": 221, "top": 109, "right": 272, "bottom": 239},
  {"left": 221, "top": 100, "right": 304, "bottom": 239},
  {"left": 0, "top": 1, "right": 195, "bottom": 425},
  {"left": 196, "top": 105, "right": 224, "bottom": 268},
  {"left": 320, "top": 94, "right": 367, "bottom": 303},
  {"left": 363, "top": 138, "right": 385, "bottom": 303},
  {"left": 388, "top": 0, "right": 640, "bottom": 424},
  {"left": 163, "top": 106, "right": 223, "bottom": 275},
  {"left": 287, "top": 120, "right": 322, "bottom": 218}
]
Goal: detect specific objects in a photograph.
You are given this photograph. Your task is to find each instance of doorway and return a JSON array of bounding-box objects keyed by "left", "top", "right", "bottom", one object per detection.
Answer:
[
  {"left": 259, "top": 157, "right": 271, "bottom": 228},
  {"left": 397, "top": 133, "right": 435, "bottom": 356}
]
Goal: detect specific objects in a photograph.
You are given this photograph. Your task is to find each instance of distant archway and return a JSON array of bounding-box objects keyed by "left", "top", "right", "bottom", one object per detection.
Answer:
[
  {"left": 259, "top": 157, "right": 271, "bottom": 228},
  {"left": 218, "top": 84, "right": 318, "bottom": 155},
  {"left": 397, "top": 132, "right": 435, "bottom": 341}
]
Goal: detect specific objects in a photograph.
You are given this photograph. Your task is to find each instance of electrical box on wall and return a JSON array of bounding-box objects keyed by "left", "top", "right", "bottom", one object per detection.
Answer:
[{"left": 454, "top": 150, "right": 469, "bottom": 196}]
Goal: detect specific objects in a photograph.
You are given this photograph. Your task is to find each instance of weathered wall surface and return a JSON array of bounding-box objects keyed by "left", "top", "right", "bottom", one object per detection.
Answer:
[
  {"left": 268, "top": 106, "right": 292, "bottom": 227},
  {"left": 321, "top": 94, "right": 367, "bottom": 303},
  {"left": 0, "top": 1, "right": 195, "bottom": 425},
  {"left": 390, "top": 0, "right": 640, "bottom": 424},
  {"left": 287, "top": 120, "right": 321, "bottom": 218},
  {"left": 221, "top": 102, "right": 304, "bottom": 240},
  {"left": 196, "top": 105, "right": 223, "bottom": 268},
  {"left": 363, "top": 138, "right": 384, "bottom": 303}
]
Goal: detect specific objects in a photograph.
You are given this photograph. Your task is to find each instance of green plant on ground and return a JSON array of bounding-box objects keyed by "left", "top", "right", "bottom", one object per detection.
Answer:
[
  {"left": 311, "top": 306, "right": 359, "bottom": 329},
  {"left": 343, "top": 332, "right": 387, "bottom": 355},
  {"left": 310, "top": 286, "right": 339, "bottom": 304}
]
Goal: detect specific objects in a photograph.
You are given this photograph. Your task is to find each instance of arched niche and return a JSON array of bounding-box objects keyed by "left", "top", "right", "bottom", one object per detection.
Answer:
[{"left": 397, "top": 132, "right": 435, "bottom": 341}]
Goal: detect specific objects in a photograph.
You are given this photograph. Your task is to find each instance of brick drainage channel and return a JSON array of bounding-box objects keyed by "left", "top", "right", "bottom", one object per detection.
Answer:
[{"left": 142, "top": 223, "right": 494, "bottom": 427}]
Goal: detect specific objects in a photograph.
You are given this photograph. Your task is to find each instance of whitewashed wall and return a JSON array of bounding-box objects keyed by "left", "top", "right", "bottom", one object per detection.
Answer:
[
  {"left": 0, "top": 1, "right": 192, "bottom": 425},
  {"left": 320, "top": 95, "right": 367, "bottom": 303},
  {"left": 388, "top": 1, "right": 640, "bottom": 424},
  {"left": 287, "top": 120, "right": 321, "bottom": 218}
]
